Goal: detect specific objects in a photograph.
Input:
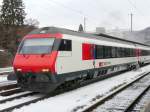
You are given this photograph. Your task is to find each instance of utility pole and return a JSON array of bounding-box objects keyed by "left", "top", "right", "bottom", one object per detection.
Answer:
[
  {"left": 130, "top": 13, "right": 133, "bottom": 32},
  {"left": 84, "top": 17, "right": 86, "bottom": 32}
]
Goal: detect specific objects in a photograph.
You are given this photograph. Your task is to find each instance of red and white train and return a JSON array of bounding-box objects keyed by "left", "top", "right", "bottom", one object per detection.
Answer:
[{"left": 12, "top": 27, "right": 150, "bottom": 93}]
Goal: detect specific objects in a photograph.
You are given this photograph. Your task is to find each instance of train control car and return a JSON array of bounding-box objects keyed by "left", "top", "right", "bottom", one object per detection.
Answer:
[{"left": 12, "top": 27, "right": 150, "bottom": 93}]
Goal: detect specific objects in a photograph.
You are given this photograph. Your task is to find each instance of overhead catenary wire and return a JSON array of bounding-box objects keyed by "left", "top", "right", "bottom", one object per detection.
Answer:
[{"left": 44, "top": 0, "right": 101, "bottom": 27}]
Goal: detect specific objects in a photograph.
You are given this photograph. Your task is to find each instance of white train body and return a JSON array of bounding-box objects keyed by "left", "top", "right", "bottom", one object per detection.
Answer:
[
  {"left": 56, "top": 34, "right": 150, "bottom": 75},
  {"left": 13, "top": 27, "right": 150, "bottom": 92}
]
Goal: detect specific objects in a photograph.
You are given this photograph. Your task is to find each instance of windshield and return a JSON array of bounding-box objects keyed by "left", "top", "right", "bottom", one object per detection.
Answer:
[{"left": 19, "top": 38, "right": 55, "bottom": 54}]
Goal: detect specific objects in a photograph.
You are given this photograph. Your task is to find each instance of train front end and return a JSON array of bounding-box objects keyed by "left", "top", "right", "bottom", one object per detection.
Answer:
[{"left": 13, "top": 31, "right": 62, "bottom": 93}]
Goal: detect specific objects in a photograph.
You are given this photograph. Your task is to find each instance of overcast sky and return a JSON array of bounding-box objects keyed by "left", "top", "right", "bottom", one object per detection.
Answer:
[{"left": 0, "top": 0, "right": 150, "bottom": 31}]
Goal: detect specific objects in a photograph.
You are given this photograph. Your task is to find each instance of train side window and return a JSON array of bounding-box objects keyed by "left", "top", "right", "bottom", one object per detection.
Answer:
[
  {"left": 133, "top": 49, "right": 136, "bottom": 56},
  {"left": 126, "top": 48, "right": 130, "bottom": 57},
  {"left": 104, "top": 46, "right": 111, "bottom": 58},
  {"left": 124, "top": 48, "right": 128, "bottom": 57},
  {"left": 130, "top": 49, "right": 133, "bottom": 57},
  {"left": 116, "top": 47, "right": 121, "bottom": 58},
  {"left": 59, "top": 39, "right": 72, "bottom": 51},
  {"left": 128, "top": 49, "right": 131, "bottom": 57},
  {"left": 111, "top": 47, "right": 116, "bottom": 58},
  {"left": 95, "top": 45, "right": 103, "bottom": 59},
  {"left": 120, "top": 48, "right": 124, "bottom": 57}
]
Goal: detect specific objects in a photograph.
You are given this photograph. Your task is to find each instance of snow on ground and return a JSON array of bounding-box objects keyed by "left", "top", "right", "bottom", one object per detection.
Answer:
[
  {"left": 11, "top": 65, "right": 150, "bottom": 112},
  {"left": 0, "top": 67, "right": 14, "bottom": 83},
  {"left": 0, "top": 75, "right": 8, "bottom": 82},
  {"left": 0, "top": 74, "right": 16, "bottom": 84},
  {"left": 0, "top": 67, "right": 13, "bottom": 74},
  {"left": 0, "top": 91, "right": 32, "bottom": 101},
  {"left": 0, "top": 94, "right": 44, "bottom": 110}
]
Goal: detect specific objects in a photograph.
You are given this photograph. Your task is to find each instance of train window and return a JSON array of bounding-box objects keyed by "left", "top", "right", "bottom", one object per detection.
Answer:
[
  {"left": 124, "top": 48, "right": 128, "bottom": 57},
  {"left": 111, "top": 47, "right": 116, "bottom": 58},
  {"left": 133, "top": 49, "right": 136, "bottom": 57},
  {"left": 128, "top": 49, "right": 131, "bottom": 57},
  {"left": 131, "top": 49, "right": 134, "bottom": 57},
  {"left": 126, "top": 48, "right": 130, "bottom": 57},
  {"left": 120, "top": 48, "right": 125, "bottom": 57},
  {"left": 95, "top": 45, "right": 103, "bottom": 59},
  {"left": 116, "top": 47, "right": 121, "bottom": 58},
  {"left": 104, "top": 46, "right": 112, "bottom": 58},
  {"left": 142, "top": 50, "right": 148, "bottom": 56},
  {"left": 59, "top": 39, "right": 72, "bottom": 51},
  {"left": 132, "top": 49, "right": 134, "bottom": 57},
  {"left": 19, "top": 38, "right": 55, "bottom": 54}
]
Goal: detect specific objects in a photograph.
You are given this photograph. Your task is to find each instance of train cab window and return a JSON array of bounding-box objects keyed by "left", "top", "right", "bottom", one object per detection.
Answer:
[
  {"left": 59, "top": 39, "right": 72, "bottom": 51},
  {"left": 19, "top": 38, "right": 55, "bottom": 54},
  {"left": 95, "top": 45, "right": 103, "bottom": 59}
]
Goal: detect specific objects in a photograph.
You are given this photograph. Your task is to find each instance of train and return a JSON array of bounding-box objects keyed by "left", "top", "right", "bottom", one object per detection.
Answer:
[{"left": 11, "top": 27, "right": 150, "bottom": 93}]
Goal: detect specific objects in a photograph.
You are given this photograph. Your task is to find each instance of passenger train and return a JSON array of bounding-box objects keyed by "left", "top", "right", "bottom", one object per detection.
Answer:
[{"left": 12, "top": 27, "right": 150, "bottom": 93}]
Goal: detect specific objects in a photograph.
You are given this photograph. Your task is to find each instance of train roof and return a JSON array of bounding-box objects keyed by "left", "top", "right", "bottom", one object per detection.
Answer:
[{"left": 29, "top": 27, "right": 150, "bottom": 47}]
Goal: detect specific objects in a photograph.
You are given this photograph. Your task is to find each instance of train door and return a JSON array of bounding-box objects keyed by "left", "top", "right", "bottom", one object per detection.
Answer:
[
  {"left": 82, "top": 43, "right": 95, "bottom": 68},
  {"left": 136, "top": 48, "right": 141, "bottom": 62}
]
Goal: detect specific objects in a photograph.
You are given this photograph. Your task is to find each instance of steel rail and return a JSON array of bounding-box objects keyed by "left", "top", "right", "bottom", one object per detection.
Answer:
[
  {"left": 0, "top": 88, "right": 22, "bottom": 96},
  {"left": 81, "top": 72, "right": 150, "bottom": 112},
  {"left": 124, "top": 85, "right": 150, "bottom": 112},
  {"left": 0, "top": 92, "right": 37, "bottom": 104},
  {"left": 0, "top": 94, "right": 51, "bottom": 112}
]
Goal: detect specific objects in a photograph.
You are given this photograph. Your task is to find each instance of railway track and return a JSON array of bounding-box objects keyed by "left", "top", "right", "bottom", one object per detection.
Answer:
[
  {"left": 0, "top": 82, "right": 21, "bottom": 96},
  {"left": 0, "top": 71, "right": 129, "bottom": 112},
  {"left": 0, "top": 88, "right": 22, "bottom": 96},
  {"left": 0, "top": 93, "right": 50, "bottom": 112},
  {"left": 0, "top": 71, "right": 52, "bottom": 112},
  {"left": 0, "top": 82, "right": 44, "bottom": 112},
  {"left": 76, "top": 72, "right": 150, "bottom": 112},
  {"left": 0, "top": 67, "right": 149, "bottom": 112},
  {"left": 0, "top": 91, "right": 36, "bottom": 103},
  {"left": 0, "top": 83, "right": 18, "bottom": 91}
]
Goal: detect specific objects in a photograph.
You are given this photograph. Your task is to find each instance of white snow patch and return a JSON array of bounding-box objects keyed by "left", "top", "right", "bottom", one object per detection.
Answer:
[
  {"left": 0, "top": 67, "right": 15, "bottom": 83},
  {"left": 12, "top": 65, "right": 150, "bottom": 112},
  {"left": 0, "top": 67, "right": 13, "bottom": 73},
  {"left": 0, "top": 91, "right": 32, "bottom": 101},
  {"left": 0, "top": 75, "right": 8, "bottom": 82},
  {"left": 0, "top": 94, "right": 44, "bottom": 110}
]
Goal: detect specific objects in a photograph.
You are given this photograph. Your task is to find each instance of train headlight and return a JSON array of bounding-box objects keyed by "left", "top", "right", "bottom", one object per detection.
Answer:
[
  {"left": 42, "top": 69, "right": 49, "bottom": 72},
  {"left": 16, "top": 68, "right": 22, "bottom": 72}
]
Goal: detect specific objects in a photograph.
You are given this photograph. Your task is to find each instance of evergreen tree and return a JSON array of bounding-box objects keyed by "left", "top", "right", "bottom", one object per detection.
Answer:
[
  {"left": 0, "top": 0, "right": 26, "bottom": 26},
  {"left": 78, "top": 24, "right": 84, "bottom": 32}
]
